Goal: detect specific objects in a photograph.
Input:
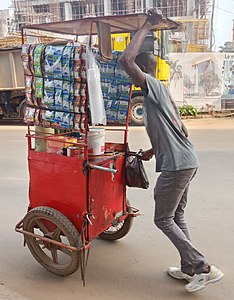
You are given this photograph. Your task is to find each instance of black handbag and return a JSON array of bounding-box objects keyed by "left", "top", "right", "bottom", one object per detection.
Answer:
[{"left": 125, "top": 151, "right": 149, "bottom": 189}]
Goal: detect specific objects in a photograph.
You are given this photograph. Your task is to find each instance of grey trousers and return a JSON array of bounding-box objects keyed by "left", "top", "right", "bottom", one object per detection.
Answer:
[{"left": 154, "top": 168, "right": 210, "bottom": 275}]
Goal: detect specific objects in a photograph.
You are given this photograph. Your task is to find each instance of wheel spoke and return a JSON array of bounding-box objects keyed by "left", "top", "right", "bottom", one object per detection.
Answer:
[
  {"left": 58, "top": 247, "right": 72, "bottom": 257},
  {"left": 52, "top": 227, "right": 62, "bottom": 241},
  {"left": 35, "top": 239, "right": 44, "bottom": 245},
  {"left": 35, "top": 219, "right": 50, "bottom": 234},
  {"left": 51, "top": 249, "right": 58, "bottom": 264}
]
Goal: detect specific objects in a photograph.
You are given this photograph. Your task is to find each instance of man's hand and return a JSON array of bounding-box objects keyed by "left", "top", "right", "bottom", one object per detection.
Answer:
[
  {"left": 141, "top": 148, "right": 154, "bottom": 161},
  {"left": 146, "top": 8, "right": 164, "bottom": 26},
  {"left": 119, "top": 7, "right": 164, "bottom": 88}
]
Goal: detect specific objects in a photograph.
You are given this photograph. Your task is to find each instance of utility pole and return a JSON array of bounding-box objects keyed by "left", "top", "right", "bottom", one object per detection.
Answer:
[
  {"left": 210, "top": 0, "right": 215, "bottom": 51},
  {"left": 232, "top": 19, "right": 234, "bottom": 42}
]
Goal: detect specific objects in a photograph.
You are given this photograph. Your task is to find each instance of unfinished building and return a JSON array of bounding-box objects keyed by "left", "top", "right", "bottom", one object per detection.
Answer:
[{"left": 13, "top": 0, "right": 214, "bottom": 52}]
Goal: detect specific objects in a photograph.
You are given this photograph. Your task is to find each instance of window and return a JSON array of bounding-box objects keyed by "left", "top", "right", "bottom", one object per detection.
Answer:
[
  {"left": 95, "top": 0, "right": 104, "bottom": 16},
  {"left": 111, "top": 0, "right": 126, "bottom": 15},
  {"left": 33, "top": 4, "right": 50, "bottom": 14},
  {"left": 60, "top": 2, "right": 65, "bottom": 20},
  {"left": 71, "top": 1, "right": 86, "bottom": 19},
  {"left": 134, "top": 0, "right": 146, "bottom": 13}
]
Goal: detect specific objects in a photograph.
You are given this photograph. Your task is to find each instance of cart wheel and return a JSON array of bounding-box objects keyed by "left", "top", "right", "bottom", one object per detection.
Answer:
[
  {"left": 23, "top": 206, "right": 81, "bottom": 277},
  {"left": 99, "top": 201, "right": 133, "bottom": 241}
]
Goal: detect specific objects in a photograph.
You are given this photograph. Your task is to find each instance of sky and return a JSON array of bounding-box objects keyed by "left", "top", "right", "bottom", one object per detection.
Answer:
[
  {"left": 214, "top": 0, "right": 234, "bottom": 50},
  {"left": 0, "top": 0, "right": 233, "bottom": 50},
  {"left": 0, "top": 0, "right": 12, "bottom": 10}
]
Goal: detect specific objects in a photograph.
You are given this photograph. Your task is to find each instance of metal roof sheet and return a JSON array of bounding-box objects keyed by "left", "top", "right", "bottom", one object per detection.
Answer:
[{"left": 22, "top": 13, "right": 180, "bottom": 35}]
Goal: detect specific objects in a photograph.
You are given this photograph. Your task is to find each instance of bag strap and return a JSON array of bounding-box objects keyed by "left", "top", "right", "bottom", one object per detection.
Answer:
[{"left": 126, "top": 149, "right": 143, "bottom": 157}]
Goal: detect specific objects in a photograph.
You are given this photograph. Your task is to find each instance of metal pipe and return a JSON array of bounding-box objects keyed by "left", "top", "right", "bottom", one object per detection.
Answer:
[
  {"left": 15, "top": 228, "right": 79, "bottom": 252},
  {"left": 88, "top": 163, "right": 118, "bottom": 174}
]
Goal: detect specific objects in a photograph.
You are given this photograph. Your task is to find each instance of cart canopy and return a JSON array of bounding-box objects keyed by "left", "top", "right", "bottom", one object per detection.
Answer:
[{"left": 22, "top": 13, "right": 180, "bottom": 36}]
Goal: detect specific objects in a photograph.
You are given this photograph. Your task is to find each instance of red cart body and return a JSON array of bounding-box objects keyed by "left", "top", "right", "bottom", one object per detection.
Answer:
[{"left": 28, "top": 148, "right": 126, "bottom": 241}]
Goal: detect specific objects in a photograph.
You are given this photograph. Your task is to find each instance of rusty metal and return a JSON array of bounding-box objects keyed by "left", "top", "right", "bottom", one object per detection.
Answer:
[
  {"left": 15, "top": 219, "right": 92, "bottom": 252},
  {"left": 128, "top": 212, "right": 141, "bottom": 217},
  {"left": 127, "top": 206, "right": 140, "bottom": 217},
  {"left": 16, "top": 227, "right": 91, "bottom": 252},
  {"left": 15, "top": 227, "right": 80, "bottom": 252}
]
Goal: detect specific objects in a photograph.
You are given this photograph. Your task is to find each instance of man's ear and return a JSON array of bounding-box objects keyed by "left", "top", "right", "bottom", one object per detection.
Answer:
[{"left": 141, "top": 65, "right": 146, "bottom": 72}]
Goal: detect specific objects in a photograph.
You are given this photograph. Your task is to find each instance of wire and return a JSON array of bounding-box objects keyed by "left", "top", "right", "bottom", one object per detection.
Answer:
[{"left": 215, "top": 5, "right": 234, "bottom": 15}]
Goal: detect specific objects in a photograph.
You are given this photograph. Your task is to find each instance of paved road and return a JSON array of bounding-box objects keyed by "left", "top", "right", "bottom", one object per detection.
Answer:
[{"left": 0, "top": 118, "right": 234, "bottom": 300}]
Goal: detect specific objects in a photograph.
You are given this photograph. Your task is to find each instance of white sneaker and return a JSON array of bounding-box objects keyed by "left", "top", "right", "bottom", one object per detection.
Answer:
[
  {"left": 168, "top": 267, "right": 193, "bottom": 282},
  {"left": 185, "top": 265, "right": 224, "bottom": 293}
]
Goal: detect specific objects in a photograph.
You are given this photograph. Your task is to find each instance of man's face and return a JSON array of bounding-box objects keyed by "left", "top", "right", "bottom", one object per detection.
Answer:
[{"left": 145, "top": 54, "right": 157, "bottom": 76}]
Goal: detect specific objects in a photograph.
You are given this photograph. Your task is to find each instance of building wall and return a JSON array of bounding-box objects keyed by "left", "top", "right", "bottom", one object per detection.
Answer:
[
  {"left": 169, "top": 52, "right": 234, "bottom": 111},
  {"left": 0, "top": 9, "right": 16, "bottom": 38},
  {"left": 14, "top": 0, "right": 211, "bottom": 25},
  {"left": 12, "top": 0, "right": 212, "bottom": 52}
]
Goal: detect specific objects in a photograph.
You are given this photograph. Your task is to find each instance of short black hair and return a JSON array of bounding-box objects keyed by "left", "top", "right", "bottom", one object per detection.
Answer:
[{"left": 135, "top": 51, "right": 153, "bottom": 68}]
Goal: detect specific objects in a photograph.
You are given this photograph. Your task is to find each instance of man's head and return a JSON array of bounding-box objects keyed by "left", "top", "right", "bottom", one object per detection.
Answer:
[{"left": 135, "top": 52, "right": 157, "bottom": 77}]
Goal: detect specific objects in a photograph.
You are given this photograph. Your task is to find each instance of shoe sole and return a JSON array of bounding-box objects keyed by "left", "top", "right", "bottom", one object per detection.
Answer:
[
  {"left": 168, "top": 274, "right": 188, "bottom": 281},
  {"left": 168, "top": 271, "right": 192, "bottom": 282},
  {"left": 185, "top": 271, "right": 224, "bottom": 293}
]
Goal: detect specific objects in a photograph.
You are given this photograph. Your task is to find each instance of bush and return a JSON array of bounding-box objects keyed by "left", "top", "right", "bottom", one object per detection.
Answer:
[{"left": 179, "top": 105, "right": 198, "bottom": 117}]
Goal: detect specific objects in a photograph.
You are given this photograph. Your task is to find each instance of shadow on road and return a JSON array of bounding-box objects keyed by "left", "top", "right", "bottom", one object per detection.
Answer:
[{"left": 0, "top": 119, "right": 26, "bottom": 126}]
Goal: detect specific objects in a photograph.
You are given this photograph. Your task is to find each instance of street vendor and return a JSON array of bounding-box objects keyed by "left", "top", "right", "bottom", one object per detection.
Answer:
[{"left": 119, "top": 8, "right": 224, "bottom": 293}]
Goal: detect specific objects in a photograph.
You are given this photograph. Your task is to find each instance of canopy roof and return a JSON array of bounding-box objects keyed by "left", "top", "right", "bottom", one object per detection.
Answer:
[{"left": 22, "top": 13, "right": 180, "bottom": 36}]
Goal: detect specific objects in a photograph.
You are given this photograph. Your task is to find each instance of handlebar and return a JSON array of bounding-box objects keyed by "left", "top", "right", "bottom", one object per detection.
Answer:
[{"left": 88, "top": 163, "right": 118, "bottom": 174}]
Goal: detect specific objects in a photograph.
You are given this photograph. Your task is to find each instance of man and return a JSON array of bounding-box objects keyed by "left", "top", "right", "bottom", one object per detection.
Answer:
[{"left": 119, "top": 8, "right": 224, "bottom": 293}]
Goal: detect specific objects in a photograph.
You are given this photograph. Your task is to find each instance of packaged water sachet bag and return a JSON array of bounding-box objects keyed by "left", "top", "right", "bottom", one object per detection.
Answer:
[
  {"left": 62, "top": 46, "right": 73, "bottom": 81},
  {"left": 53, "top": 46, "right": 64, "bottom": 80},
  {"left": 44, "top": 79, "right": 55, "bottom": 108},
  {"left": 54, "top": 80, "right": 63, "bottom": 109},
  {"left": 33, "top": 44, "right": 44, "bottom": 77}
]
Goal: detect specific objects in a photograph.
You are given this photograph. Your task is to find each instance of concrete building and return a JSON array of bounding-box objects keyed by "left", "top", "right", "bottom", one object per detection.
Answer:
[
  {"left": 0, "top": 8, "right": 16, "bottom": 38},
  {"left": 12, "top": 0, "right": 214, "bottom": 52},
  {"left": 13, "top": 0, "right": 213, "bottom": 23}
]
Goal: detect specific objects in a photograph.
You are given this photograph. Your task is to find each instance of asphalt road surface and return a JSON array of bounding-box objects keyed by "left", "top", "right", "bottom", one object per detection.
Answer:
[{"left": 0, "top": 118, "right": 234, "bottom": 300}]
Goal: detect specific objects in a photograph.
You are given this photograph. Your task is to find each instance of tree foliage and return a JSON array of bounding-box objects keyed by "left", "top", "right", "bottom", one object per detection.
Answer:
[{"left": 219, "top": 42, "right": 234, "bottom": 53}]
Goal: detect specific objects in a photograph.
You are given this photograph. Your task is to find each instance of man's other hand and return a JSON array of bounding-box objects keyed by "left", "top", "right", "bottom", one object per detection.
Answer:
[{"left": 141, "top": 148, "right": 154, "bottom": 161}]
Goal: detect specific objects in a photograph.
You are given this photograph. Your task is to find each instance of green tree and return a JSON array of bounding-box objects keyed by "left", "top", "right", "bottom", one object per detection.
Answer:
[{"left": 219, "top": 42, "right": 234, "bottom": 53}]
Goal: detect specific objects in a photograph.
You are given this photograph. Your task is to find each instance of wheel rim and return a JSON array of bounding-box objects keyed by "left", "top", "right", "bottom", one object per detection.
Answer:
[
  {"left": 26, "top": 216, "right": 77, "bottom": 270},
  {"left": 132, "top": 103, "right": 143, "bottom": 121},
  {"left": 102, "top": 219, "right": 125, "bottom": 235}
]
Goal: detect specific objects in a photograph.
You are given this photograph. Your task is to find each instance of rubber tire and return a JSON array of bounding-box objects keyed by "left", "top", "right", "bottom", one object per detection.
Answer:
[
  {"left": 19, "top": 99, "right": 26, "bottom": 119},
  {"left": 23, "top": 206, "right": 81, "bottom": 277},
  {"left": 99, "top": 201, "right": 133, "bottom": 241},
  {"left": 130, "top": 96, "right": 144, "bottom": 126}
]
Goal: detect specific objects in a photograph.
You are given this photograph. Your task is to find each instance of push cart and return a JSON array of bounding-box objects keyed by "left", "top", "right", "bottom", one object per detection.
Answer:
[{"left": 15, "top": 13, "right": 179, "bottom": 283}]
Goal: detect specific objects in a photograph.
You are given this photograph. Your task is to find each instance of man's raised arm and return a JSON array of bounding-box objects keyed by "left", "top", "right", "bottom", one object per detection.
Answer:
[{"left": 119, "top": 8, "right": 163, "bottom": 88}]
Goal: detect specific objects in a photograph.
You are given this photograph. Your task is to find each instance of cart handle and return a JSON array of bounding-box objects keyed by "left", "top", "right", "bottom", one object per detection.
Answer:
[{"left": 88, "top": 163, "right": 118, "bottom": 174}]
